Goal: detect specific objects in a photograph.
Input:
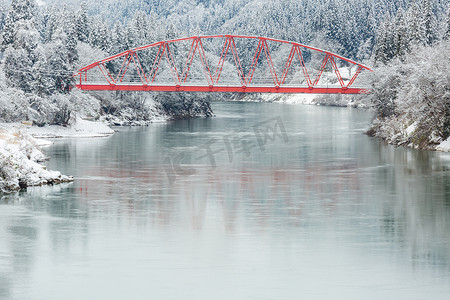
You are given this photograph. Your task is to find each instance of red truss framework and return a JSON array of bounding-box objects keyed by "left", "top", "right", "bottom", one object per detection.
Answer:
[{"left": 74, "top": 35, "right": 373, "bottom": 94}]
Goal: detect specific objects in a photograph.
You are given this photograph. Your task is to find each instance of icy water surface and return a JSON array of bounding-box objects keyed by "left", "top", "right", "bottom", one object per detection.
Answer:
[{"left": 1, "top": 102, "right": 450, "bottom": 299}]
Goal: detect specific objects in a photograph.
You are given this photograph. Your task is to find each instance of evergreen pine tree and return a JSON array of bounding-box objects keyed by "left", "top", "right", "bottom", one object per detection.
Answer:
[
  {"left": 444, "top": 6, "right": 450, "bottom": 40},
  {"left": 110, "top": 21, "right": 126, "bottom": 54},
  {"left": 165, "top": 23, "right": 177, "bottom": 41},
  {"left": 374, "top": 18, "right": 396, "bottom": 64},
  {"left": 76, "top": 2, "right": 89, "bottom": 43},
  {"left": 47, "top": 27, "right": 73, "bottom": 93},
  {"left": 406, "top": 3, "right": 427, "bottom": 46},
  {"left": 41, "top": 6, "right": 60, "bottom": 43},
  {"left": 1, "top": 0, "right": 37, "bottom": 51},
  {"left": 422, "top": 0, "right": 437, "bottom": 45},
  {"left": 131, "top": 10, "right": 148, "bottom": 46},
  {"left": 0, "top": 0, "right": 6, "bottom": 31},
  {"left": 65, "top": 15, "right": 79, "bottom": 65},
  {"left": 32, "top": 45, "right": 53, "bottom": 96},
  {"left": 88, "top": 16, "right": 110, "bottom": 52},
  {"left": 2, "top": 0, "right": 40, "bottom": 92},
  {"left": 393, "top": 9, "right": 409, "bottom": 58}
]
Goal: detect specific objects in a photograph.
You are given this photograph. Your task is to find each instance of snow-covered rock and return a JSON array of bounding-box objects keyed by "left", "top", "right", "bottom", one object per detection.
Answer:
[{"left": 0, "top": 127, "right": 73, "bottom": 193}]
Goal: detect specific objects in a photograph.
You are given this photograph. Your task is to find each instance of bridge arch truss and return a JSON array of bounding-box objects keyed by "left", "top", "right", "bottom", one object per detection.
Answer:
[{"left": 74, "top": 35, "right": 372, "bottom": 94}]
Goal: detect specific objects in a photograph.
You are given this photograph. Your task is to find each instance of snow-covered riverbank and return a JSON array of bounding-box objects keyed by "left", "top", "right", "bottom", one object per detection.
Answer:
[
  {"left": 368, "top": 118, "right": 450, "bottom": 152},
  {"left": 1, "top": 116, "right": 115, "bottom": 138},
  {"left": 366, "top": 41, "right": 450, "bottom": 153},
  {"left": 0, "top": 127, "right": 74, "bottom": 193},
  {"left": 239, "top": 93, "right": 370, "bottom": 108}
]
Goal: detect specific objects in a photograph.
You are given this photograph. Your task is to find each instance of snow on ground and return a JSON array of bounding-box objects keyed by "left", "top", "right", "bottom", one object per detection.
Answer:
[
  {"left": 255, "top": 91, "right": 368, "bottom": 107},
  {"left": 33, "top": 138, "right": 54, "bottom": 147},
  {"left": 436, "top": 138, "right": 450, "bottom": 152},
  {"left": 405, "top": 122, "right": 417, "bottom": 136},
  {"left": 0, "top": 116, "right": 114, "bottom": 138},
  {"left": 0, "top": 126, "right": 73, "bottom": 193},
  {"left": 270, "top": 93, "right": 320, "bottom": 105}
]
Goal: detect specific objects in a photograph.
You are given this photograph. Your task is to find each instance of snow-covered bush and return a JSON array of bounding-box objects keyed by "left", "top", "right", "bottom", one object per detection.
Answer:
[
  {"left": 368, "top": 41, "right": 450, "bottom": 149},
  {"left": 0, "top": 84, "right": 29, "bottom": 122}
]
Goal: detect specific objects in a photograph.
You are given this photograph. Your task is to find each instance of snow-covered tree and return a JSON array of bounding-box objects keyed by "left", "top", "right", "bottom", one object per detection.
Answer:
[
  {"left": 40, "top": 6, "right": 59, "bottom": 43},
  {"left": 46, "top": 26, "right": 78, "bottom": 94},
  {"left": 75, "top": 1, "right": 89, "bottom": 43},
  {"left": 0, "top": 0, "right": 7, "bottom": 32},
  {"left": 3, "top": 47, "right": 35, "bottom": 92},
  {"left": 422, "top": 0, "right": 437, "bottom": 45},
  {"left": 406, "top": 3, "right": 427, "bottom": 46},
  {"left": 65, "top": 16, "right": 79, "bottom": 65},
  {"left": 374, "top": 18, "right": 395, "bottom": 65},
  {"left": 109, "top": 21, "right": 125, "bottom": 54},
  {"left": 2, "top": 0, "right": 40, "bottom": 93},
  {"left": 393, "top": 9, "right": 410, "bottom": 59},
  {"left": 32, "top": 45, "right": 53, "bottom": 95},
  {"left": 1, "top": 0, "right": 37, "bottom": 51},
  {"left": 88, "top": 15, "right": 109, "bottom": 52},
  {"left": 444, "top": 6, "right": 450, "bottom": 40}
]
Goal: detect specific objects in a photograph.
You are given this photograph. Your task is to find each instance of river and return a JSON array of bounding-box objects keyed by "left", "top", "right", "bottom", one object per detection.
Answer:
[{"left": 1, "top": 102, "right": 450, "bottom": 299}]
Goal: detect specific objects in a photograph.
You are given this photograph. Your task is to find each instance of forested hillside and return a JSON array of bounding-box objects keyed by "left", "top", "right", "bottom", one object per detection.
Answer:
[{"left": 42, "top": 0, "right": 426, "bottom": 60}]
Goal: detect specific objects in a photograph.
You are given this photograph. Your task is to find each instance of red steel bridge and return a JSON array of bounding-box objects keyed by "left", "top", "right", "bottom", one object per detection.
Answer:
[{"left": 74, "top": 35, "right": 372, "bottom": 94}]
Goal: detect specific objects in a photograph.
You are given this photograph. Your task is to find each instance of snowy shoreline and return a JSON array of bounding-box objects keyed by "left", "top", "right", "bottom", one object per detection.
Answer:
[
  {"left": 368, "top": 119, "right": 450, "bottom": 153},
  {"left": 234, "top": 92, "right": 370, "bottom": 108},
  {"left": 1, "top": 116, "right": 115, "bottom": 139},
  {"left": 0, "top": 127, "right": 73, "bottom": 193},
  {"left": 0, "top": 118, "right": 116, "bottom": 193}
]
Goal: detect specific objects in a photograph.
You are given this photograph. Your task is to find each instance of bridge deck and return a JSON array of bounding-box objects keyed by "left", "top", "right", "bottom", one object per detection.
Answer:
[{"left": 75, "top": 84, "right": 368, "bottom": 94}]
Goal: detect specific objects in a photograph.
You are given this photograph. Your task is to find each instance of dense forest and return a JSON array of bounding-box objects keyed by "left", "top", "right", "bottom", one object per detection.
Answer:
[{"left": 0, "top": 0, "right": 449, "bottom": 148}]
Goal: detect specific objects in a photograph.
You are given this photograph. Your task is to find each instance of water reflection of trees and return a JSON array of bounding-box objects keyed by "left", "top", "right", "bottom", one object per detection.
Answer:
[
  {"left": 0, "top": 185, "right": 89, "bottom": 298},
  {"left": 1, "top": 139, "right": 449, "bottom": 291},
  {"left": 0, "top": 208, "right": 38, "bottom": 299},
  {"left": 376, "top": 146, "right": 450, "bottom": 273}
]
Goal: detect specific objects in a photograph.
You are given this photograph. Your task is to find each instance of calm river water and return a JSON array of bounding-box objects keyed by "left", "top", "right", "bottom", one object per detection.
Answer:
[{"left": 1, "top": 102, "right": 450, "bottom": 299}]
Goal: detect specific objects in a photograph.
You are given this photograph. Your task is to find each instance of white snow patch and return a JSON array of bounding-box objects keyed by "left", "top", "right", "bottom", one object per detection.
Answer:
[
  {"left": 33, "top": 138, "right": 53, "bottom": 147},
  {"left": 405, "top": 122, "right": 417, "bottom": 136},
  {"left": 256, "top": 93, "right": 320, "bottom": 105},
  {"left": 436, "top": 138, "right": 450, "bottom": 152},
  {"left": 277, "top": 94, "right": 319, "bottom": 105},
  {"left": 1, "top": 117, "right": 114, "bottom": 139}
]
